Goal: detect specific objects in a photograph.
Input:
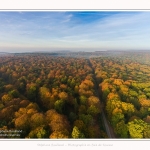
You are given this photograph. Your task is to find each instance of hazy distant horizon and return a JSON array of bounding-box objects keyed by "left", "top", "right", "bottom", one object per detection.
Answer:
[
  {"left": 0, "top": 11, "right": 150, "bottom": 53},
  {"left": 1, "top": 49, "right": 150, "bottom": 54}
]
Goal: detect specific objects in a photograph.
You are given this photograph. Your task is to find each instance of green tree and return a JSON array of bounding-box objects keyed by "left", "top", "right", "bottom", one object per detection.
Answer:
[
  {"left": 111, "top": 112, "right": 124, "bottom": 127},
  {"left": 26, "top": 83, "right": 38, "bottom": 102},
  {"left": 87, "top": 105, "right": 100, "bottom": 116},
  {"left": 143, "top": 125, "right": 150, "bottom": 138},
  {"left": 28, "top": 126, "right": 48, "bottom": 138},
  {"left": 128, "top": 119, "right": 148, "bottom": 138},
  {"left": 79, "top": 95, "right": 87, "bottom": 105},
  {"left": 79, "top": 114, "right": 94, "bottom": 126},
  {"left": 114, "top": 120, "right": 129, "bottom": 138},
  {"left": 72, "top": 126, "right": 85, "bottom": 138},
  {"left": 54, "top": 99, "right": 65, "bottom": 113},
  {"left": 8, "top": 89, "right": 19, "bottom": 98}
]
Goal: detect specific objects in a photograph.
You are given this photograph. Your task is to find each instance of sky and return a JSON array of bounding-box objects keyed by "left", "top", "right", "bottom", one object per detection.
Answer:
[{"left": 0, "top": 11, "right": 150, "bottom": 53}]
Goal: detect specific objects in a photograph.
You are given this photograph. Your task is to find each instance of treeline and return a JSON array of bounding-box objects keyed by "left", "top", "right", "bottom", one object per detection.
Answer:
[
  {"left": 90, "top": 52, "right": 150, "bottom": 138},
  {"left": 0, "top": 54, "right": 105, "bottom": 138}
]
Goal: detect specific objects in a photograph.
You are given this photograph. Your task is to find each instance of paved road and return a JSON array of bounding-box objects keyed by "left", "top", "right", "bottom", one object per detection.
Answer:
[
  {"left": 87, "top": 58, "right": 116, "bottom": 138},
  {"left": 101, "top": 109, "right": 116, "bottom": 138}
]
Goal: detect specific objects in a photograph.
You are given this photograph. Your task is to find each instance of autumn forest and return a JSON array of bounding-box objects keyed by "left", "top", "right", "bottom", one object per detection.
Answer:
[{"left": 0, "top": 51, "right": 150, "bottom": 138}]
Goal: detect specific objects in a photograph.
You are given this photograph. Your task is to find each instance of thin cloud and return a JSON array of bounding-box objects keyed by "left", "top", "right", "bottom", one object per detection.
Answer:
[{"left": 0, "top": 11, "right": 150, "bottom": 52}]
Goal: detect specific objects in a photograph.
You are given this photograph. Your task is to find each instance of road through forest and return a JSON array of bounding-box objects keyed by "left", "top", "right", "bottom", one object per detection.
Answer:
[{"left": 87, "top": 59, "right": 116, "bottom": 138}]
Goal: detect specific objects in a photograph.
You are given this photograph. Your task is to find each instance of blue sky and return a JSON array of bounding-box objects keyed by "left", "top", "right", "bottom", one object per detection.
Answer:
[{"left": 0, "top": 11, "right": 150, "bottom": 52}]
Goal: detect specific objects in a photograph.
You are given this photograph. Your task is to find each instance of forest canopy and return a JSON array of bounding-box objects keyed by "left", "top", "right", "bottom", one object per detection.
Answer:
[{"left": 0, "top": 51, "right": 150, "bottom": 138}]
